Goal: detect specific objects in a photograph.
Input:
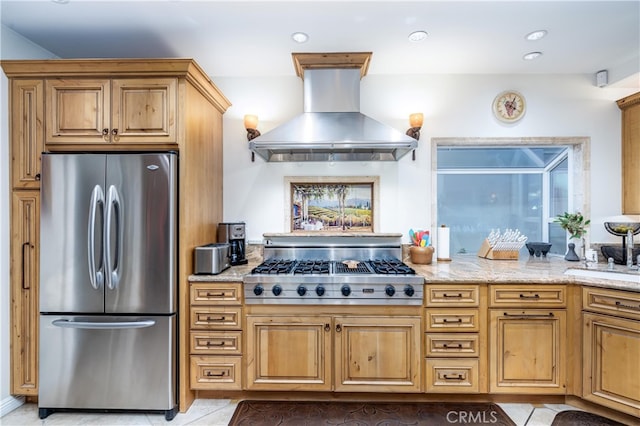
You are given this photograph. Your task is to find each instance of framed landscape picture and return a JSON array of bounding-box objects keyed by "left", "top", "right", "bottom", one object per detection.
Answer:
[{"left": 285, "top": 176, "right": 379, "bottom": 233}]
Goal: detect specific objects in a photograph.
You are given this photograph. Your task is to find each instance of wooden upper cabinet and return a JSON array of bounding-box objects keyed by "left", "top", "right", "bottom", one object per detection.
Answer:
[
  {"left": 10, "top": 79, "right": 44, "bottom": 189},
  {"left": 45, "top": 77, "right": 177, "bottom": 146},
  {"left": 617, "top": 92, "right": 640, "bottom": 214}
]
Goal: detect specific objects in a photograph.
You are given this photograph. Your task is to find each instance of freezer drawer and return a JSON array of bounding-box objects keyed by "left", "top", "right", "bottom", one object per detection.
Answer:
[{"left": 39, "top": 315, "right": 176, "bottom": 413}]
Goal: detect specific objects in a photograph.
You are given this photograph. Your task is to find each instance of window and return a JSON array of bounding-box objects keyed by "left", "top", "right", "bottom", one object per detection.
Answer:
[{"left": 437, "top": 145, "right": 570, "bottom": 256}]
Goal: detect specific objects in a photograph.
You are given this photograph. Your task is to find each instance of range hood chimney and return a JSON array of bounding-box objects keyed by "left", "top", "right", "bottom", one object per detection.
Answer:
[{"left": 249, "top": 52, "right": 418, "bottom": 162}]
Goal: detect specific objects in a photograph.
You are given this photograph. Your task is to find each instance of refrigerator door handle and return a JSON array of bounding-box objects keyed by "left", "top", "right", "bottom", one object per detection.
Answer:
[
  {"left": 87, "top": 185, "right": 105, "bottom": 290},
  {"left": 105, "top": 185, "right": 124, "bottom": 290},
  {"left": 51, "top": 319, "right": 156, "bottom": 330}
]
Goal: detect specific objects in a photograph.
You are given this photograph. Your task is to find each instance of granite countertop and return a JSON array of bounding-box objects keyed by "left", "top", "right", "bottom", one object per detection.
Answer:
[{"left": 189, "top": 253, "right": 640, "bottom": 293}]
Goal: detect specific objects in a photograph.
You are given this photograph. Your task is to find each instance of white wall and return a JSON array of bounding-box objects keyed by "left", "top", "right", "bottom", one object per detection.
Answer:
[
  {"left": 0, "top": 24, "right": 57, "bottom": 416},
  {"left": 214, "top": 73, "right": 637, "bottom": 245}
]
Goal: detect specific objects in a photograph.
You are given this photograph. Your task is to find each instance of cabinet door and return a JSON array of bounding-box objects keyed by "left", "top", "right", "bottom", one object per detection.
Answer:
[
  {"left": 618, "top": 93, "right": 640, "bottom": 214},
  {"left": 334, "top": 316, "right": 421, "bottom": 392},
  {"left": 245, "top": 315, "right": 332, "bottom": 391},
  {"left": 45, "top": 79, "right": 111, "bottom": 144},
  {"left": 10, "top": 80, "right": 44, "bottom": 189},
  {"left": 111, "top": 78, "right": 177, "bottom": 144},
  {"left": 583, "top": 313, "right": 640, "bottom": 417},
  {"left": 489, "top": 309, "right": 566, "bottom": 394},
  {"left": 10, "top": 191, "right": 40, "bottom": 395}
]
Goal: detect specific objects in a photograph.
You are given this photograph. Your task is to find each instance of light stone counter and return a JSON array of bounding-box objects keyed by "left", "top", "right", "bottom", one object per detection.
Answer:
[
  {"left": 189, "top": 252, "right": 640, "bottom": 293},
  {"left": 406, "top": 254, "right": 640, "bottom": 292}
]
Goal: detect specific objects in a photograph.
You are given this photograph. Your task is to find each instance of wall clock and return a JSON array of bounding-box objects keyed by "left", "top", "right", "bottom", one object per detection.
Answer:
[{"left": 493, "top": 90, "right": 526, "bottom": 122}]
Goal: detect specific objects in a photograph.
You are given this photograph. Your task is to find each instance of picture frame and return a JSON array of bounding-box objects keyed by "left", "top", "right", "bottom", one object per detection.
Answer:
[{"left": 284, "top": 176, "right": 379, "bottom": 233}]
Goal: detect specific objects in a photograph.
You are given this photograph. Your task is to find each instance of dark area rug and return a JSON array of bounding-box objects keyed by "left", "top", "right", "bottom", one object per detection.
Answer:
[
  {"left": 551, "top": 410, "right": 628, "bottom": 426},
  {"left": 228, "top": 400, "right": 516, "bottom": 425}
]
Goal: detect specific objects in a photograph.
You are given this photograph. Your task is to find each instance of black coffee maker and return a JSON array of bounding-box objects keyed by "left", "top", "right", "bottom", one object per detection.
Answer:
[{"left": 217, "top": 222, "right": 248, "bottom": 265}]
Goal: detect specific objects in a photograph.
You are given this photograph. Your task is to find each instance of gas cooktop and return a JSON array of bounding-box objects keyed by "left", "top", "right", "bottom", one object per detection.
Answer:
[{"left": 243, "top": 235, "right": 424, "bottom": 305}]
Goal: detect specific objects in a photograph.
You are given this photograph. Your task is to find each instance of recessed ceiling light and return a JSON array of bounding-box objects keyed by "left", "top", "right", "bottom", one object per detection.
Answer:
[
  {"left": 408, "top": 30, "right": 428, "bottom": 42},
  {"left": 523, "top": 51, "right": 543, "bottom": 61},
  {"left": 50, "top": 0, "right": 69, "bottom": 4},
  {"left": 525, "top": 30, "right": 548, "bottom": 41},
  {"left": 291, "top": 32, "right": 309, "bottom": 43}
]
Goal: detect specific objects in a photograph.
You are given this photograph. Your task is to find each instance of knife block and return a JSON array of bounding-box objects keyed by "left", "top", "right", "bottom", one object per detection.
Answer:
[{"left": 477, "top": 239, "right": 519, "bottom": 260}]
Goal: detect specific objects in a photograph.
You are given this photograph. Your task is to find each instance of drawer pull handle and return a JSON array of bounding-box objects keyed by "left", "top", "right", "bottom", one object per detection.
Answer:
[
  {"left": 442, "top": 343, "right": 463, "bottom": 349},
  {"left": 206, "top": 292, "right": 226, "bottom": 297},
  {"left": 443, "top": 293, "right": 463, "bottom": 298},
  {"left": 324, "top": 323, "right": 331, "bottom": 332},
  {"left": 205, "top": 316, "right": 226, "bottom": 322},
  {"left": 503, "top": 312, "right": 554, "bottom": 318},
  {"left": 519, "top": 293, "right": 540, "bottom": 299},
  {"left": 615, "top": 301, "right": 640, "bottom": 311},
  {"left": 206, "top": 341, "right": 225, "bottom": 347},
  {"left": 442, "top": 318, "right": 463, "bottom": 323},
  {"left": 442, "top": 373, "right": 465, "bottom": 380},
  {"left": 205, "top": 370, "right": 226, "bottom": 377},
  {"left": 336, "top": 324, "right": 342, "bottom": 332}
]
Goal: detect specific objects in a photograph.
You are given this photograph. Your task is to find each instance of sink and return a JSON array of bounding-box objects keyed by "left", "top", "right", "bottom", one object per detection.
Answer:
[{"left": 564, "top": 268, "right": 640, "bottom": 284}]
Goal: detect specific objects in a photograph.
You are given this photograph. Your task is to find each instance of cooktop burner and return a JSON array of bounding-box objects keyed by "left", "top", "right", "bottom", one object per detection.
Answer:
[
  {"left": 251, "top": 258, "right": 295, "bottom": 275},
  {"left": 293, "top": 260, "right": 330, "bottom": 275}
]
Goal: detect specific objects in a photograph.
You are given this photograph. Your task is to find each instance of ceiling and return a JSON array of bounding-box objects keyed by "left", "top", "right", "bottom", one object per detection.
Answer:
[{"left": 1, "top": 1, "right": 639, "bottom": 87}]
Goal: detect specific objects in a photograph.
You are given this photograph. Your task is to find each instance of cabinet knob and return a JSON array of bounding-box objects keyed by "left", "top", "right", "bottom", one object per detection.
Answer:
[
  {"left": 111, "top": 128, "right": 119, "bottom": 136},
  {"left": 102, "top": 128, "right": 109, "bottom": 135}
]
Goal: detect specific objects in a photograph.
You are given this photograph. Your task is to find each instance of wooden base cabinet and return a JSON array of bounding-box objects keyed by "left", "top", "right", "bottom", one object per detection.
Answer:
[
  {"left": 489, "top": 309, "right": 566, "bottom": 394},
  {"left": 424, "top": 284, "right": 483, "bottom": 393},
  {"left": 189, "top": 282, "right": 243, "bottom": 391},
  {"left": 582, "top": 287, "right": 640, "bottom": 417},
  {"left": 245, "top": 313, "right": 421, "bottom": 393}
]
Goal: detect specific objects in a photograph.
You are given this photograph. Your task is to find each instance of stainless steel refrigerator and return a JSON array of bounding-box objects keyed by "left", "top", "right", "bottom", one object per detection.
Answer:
[{"left": 39, "top": 152, "right": 178, "bottom": 421}]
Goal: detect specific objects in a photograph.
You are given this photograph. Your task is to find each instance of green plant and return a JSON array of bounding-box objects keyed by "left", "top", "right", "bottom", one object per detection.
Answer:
[{"left": 554, "top": 212, "right": 590, "bottom": 239}]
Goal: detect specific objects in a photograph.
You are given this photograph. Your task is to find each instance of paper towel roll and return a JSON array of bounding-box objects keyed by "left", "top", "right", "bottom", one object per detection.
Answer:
[{"left": 437, "top": 225, "right": 451, "bottom": 261}]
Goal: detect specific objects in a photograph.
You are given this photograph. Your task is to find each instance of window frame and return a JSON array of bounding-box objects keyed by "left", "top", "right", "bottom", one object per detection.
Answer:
[{"left": 431, "top": 137, "right": 590, "bottom": 253}]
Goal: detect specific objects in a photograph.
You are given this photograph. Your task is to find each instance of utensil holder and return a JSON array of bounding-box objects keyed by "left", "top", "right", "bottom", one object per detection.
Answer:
[{"left": 410, "top": 245, "right": 434, "bottom": 264}]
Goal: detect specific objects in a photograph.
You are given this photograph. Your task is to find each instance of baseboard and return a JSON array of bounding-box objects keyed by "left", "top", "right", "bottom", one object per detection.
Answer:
[{"left": 0, "top": 395, "right": 25, "bottom": 418}]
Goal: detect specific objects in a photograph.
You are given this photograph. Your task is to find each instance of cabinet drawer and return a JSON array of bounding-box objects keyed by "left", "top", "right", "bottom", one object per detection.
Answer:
[
  {"left": 583, "top": 287, "right": 640, "bottom": 321},
  {"left": 426, "top": 333, "right": 479, "bottom": 357},
  {"left": 190, "top": 331, "right": 242, "bottom": 355},
  {"left": 190, "top": 307, "right": 242, "bottom": 329},
  {"left": 190, "top": 283, "right": 242, "bottom": 305},
  {"left": 426, "top": 309, "right": 479, "bottom": 332},
  {"left": 190, "top": 356, "right": 241, "bottom": 390},
  {"left": 490, "top": 285, "right": 566, "bottom": 308},
  {"left": 426, "top": 285, "right": 479, "bottom": 307},
  {"left": 425, "top": 358, "right": 479, "bottom": 393}
]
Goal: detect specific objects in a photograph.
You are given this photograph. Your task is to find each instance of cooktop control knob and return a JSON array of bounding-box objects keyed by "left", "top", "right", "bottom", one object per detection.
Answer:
[
  {"left": 297, "top": 285, "right": 307, "bottom": 296},
  {"left": 341, "top": 285, "right": 351, "bottom": 297},
  {"left": 404, "top": 285, "right": 415, "bottom": 297},
  {"left": 272, "top": 285, "right": 282, "bottom": 296},
  {"left": 315, "top": 285, "right": 325, "bottom": 296},
  {"left": 385, "top": 284, "right": 396, "bottom": 297},
  {"left": 253, "top": 284, "right": 264, "bottom": 296}
]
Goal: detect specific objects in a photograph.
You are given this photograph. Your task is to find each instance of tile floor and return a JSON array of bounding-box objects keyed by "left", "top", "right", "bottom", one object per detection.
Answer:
[{"left": 0, "top": 400, "right": 605, "bottom": 425}]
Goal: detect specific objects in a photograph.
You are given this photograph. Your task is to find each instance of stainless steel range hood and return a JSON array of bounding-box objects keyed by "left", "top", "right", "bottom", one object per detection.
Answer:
[{"left": 249, "top": 53, "right": 417, "bottom": 162}]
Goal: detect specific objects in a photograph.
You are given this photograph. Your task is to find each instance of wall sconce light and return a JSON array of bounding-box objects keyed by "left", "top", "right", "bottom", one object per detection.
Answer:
[
  {"left": 406, "top": 112, "right": 423, "bottom": 161},
  {"left": 244, "top": 114, "right": 261, "bottom": 162}
]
